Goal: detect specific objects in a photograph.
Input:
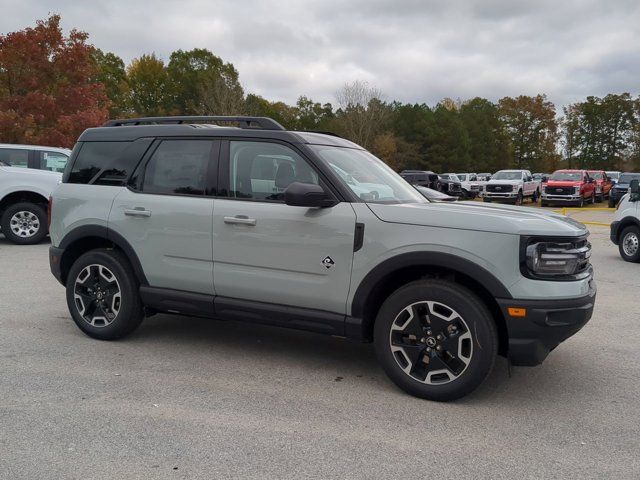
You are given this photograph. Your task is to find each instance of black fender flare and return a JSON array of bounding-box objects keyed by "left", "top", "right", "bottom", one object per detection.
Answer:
[
  {"left": 613, "top": 216, "right": 640, "bottom": 243},
  {"left": 58, "top": 224, "right": 148, "bottom": 285},
  {"left": 350, "top": 251, "right": 513, "bottom": 319}
]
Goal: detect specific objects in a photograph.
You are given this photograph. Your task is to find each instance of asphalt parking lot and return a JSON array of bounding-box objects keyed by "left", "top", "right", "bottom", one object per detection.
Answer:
[{"left": 1, "top": 213, "right": 639, "bottom": 479}]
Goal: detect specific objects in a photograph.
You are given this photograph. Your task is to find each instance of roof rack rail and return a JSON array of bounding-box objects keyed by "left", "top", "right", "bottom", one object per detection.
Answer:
[{"left": 103, "top": 116, "right": 286, "bottom": 131}]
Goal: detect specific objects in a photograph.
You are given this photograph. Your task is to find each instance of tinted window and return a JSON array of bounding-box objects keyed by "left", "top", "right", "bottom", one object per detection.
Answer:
[
  {"left": 619, "top": 173, "right": 640, "bottom": 184},
  {"left": 229, "top": 141, "right": 318, "bottom": 201},
  {"left": 68, "top": 142, "right": 129, "bottom": 184},
  {"left": 142, "top": 140, "right": 214, "bottom": 195},
  {"left": 37, "top": 151, "right": 69, "bottom": 173},
  {"left": 0, "top": 148, "right": 29, "bottom": 168}
]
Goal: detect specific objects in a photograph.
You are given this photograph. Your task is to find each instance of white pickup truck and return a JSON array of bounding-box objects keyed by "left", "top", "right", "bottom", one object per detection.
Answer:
[
  {"left": 455, "top": 173, "right": 486, "bottom": 199},
  {"left": 0, "top": 162, "right": 62, "bottom": 244},
  {"left": 483, "top": 169, "right": 541, "bottom": 205}
]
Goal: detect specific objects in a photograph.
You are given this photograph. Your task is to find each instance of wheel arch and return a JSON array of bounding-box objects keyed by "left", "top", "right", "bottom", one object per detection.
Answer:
[
  {"left": 58, "top": 225, "right": 148, "bottom": 286},
  {"left": 348, "top": 252, "right": 511, "bottom": 355},
  {"left": 616, "top": 216, "right": 640, "bottom": 243},
  {"left": 0, "top": 190, "right": 49, "bottom": 216}
]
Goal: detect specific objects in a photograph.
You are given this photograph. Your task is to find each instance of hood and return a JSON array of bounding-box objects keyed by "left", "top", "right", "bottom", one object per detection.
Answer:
[
  {"left": 367, "top": 201, "right": 588, "bottom": 237},
  {"left": 487, "top": 179, "right": 521, "bottom": 185},
  {"left": 546, "top": 180, "right": 582, "bottom": 187},
  {"left": 0, "top": 165, "right": 63, "bottom": 180}
]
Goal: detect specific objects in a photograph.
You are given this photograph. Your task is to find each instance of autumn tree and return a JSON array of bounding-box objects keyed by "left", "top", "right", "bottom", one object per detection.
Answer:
[
  {"left": 0, "top": 15, "right": 109, "bottom": 147},
  {"left": 126, "top": 53, "right": 171, "bottom": 116},
  {"left": 498, "top": 94, "right": 559, "bottom": 172}
]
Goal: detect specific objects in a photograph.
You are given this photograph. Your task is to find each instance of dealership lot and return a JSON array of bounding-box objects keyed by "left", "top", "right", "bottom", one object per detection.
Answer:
[{"left": 1, "top": 215, "right": 639, "bottom": 479}]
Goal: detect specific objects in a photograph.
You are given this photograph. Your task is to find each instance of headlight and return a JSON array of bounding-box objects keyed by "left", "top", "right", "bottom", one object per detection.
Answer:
[
  {"left": 574, "top": 186, "right": 581, "bottom": 194},
  {"left": 541, "top": 185, "right": 546, "bottom": 193},
  {"left": 522, "top": 236, "right": 591, "bottom": 280}
]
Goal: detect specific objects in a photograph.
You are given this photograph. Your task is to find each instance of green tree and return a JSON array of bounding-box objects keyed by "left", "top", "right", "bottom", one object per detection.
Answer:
[
  {"left": 459, "top": 97, "right": 511, "bottom": 173},
  {"left": 424, "top": 102, "right": 470, "bottom": 172},
  {"left": 294, "top": 96, "right": 334, "bottom": 131},
  {"left": 498, "top": 94, "right": 559, "bottom": 172},
  {"left": 126, "top": 53, "right": 171, "bottom": 116},
  {"left": 91, "top": 48, "right": 128, "bottom": 116},
  {"left": 167, "top": 48, "right": 244, "bottom": 115}
]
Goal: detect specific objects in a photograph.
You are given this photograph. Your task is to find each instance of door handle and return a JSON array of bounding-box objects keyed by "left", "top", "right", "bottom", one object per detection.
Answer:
[
  {"left": 124, "top": 207, "right": 152, "bottom": 218},
  {"left": 224, "top": 215, "right": 257, "bottom": 226}
]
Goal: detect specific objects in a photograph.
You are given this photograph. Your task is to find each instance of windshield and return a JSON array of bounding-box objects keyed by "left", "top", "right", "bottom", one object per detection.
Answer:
[
  {"left": 441, "top": 174, "right": 461, "bottom": 182},
  {"left": 457, "top": 174, "right": 467, "bottom": 181},
  {"left": 551, "top": 172, "right": 582, "bottom": 181},
  {"left": 492, "top": 171, "right": 522, "bottom": 180},
  {"left": 590, "top": 172, "right": 604, "bottom": 180},
  {"left": 311, "top": 146, "right": 426, "bottom": 204},
  {"left": 606, "top": 171, "right": 620, "bottom": 179},
  {"left": 618, "top": 173, "right": 640, "bottom": 184}
]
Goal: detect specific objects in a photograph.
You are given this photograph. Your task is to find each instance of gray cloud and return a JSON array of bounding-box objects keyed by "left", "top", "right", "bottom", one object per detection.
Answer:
[{"left": 1, "top": 0, "right": 638, "bottom": 108}]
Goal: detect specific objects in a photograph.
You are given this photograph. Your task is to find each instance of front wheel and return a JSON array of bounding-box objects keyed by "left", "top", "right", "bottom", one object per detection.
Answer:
[
  {"left": 531, "top": 189, "right": 539, "bottom": 203},
  {"left": 374, "top": 279, "right": 498, "bottom": 401},
  {"left": 608, "top": 198, "right": 616, "bottom": 208},
  {"left": 619, "top": 226, "right": 640, "bottom": 262},
  {"left": 0, "top": 202, "right": 48, "bottom": 245},
  {"left": 66, "top": 249, "right": 144, "bottom": 340},
  {"left": 514, "top": 191, "right": 523, "bottom": 206}
]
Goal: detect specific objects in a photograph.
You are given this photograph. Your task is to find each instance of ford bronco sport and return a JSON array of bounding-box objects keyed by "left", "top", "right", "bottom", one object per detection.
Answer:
[{"left": 49, "top": 116, "right": 596, "bottom": 401}]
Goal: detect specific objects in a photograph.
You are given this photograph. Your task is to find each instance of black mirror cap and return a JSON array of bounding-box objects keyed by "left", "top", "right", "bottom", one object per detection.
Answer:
[
  {"left": 284, "top": 182, "right": 337, "bottom": 208},
  {"left": 630, "top": 179, "right": 639, "bottom": 194}
]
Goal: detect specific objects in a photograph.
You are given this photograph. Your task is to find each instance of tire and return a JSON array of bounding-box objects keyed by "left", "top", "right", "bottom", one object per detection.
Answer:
[
  {"left": 608, "top": 198, "right": 616, "bottom": 208},
  {"left": 531, "top": 189, "right": 539, "bottom": 203},
  {"left": 596, "top": 193, "right": 603, "bottom": 203},
  {"left": 540, "top": 200, "right": 548, "bottom": 207},
  {"left": 514, "top": 191, "right": 523, "bottom": 206},
  {"left": 0, "top": 202, "right": 48, "bottom": 245},
  {"left": 374, "top": 279, "right": 498, "bottom": 401},
  {"left": 590, "top": 192, "right": 596, "bottom": 204},
  {"left": 66, "top": 249, "right": 144, "bottom": 340},
  {"left": 577, "top": 196, "right": 584, "bottom": 208},
  {"left": 618, "top": 226, "right": 640, "bottom": 263},
  {"left": 483, "top": 197, "right": 492, "bottom": 203}
]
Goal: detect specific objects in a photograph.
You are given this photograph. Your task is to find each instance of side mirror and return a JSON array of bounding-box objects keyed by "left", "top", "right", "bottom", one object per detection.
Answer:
[
  {"left": 606, "top": 176, "right": 612, "bottom": 182},
  {"left": 284, "top": 182, "right": 337, "bottom": 208},
  {"left": 588, "top": 178, "right": 594, "bottom": 183},
  {"left": 629, "top": 179, "right": 639, "bottom": 200}
]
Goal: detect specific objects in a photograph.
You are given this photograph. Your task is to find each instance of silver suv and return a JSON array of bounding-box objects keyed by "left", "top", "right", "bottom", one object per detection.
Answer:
[{"left": 49, "top": 116, "right": 596, "bottom": 401}]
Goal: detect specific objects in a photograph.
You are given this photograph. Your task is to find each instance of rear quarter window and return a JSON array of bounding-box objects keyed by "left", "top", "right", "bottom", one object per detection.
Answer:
[{"left": 67, "top": 141, "right": 149, "bottom": 185}]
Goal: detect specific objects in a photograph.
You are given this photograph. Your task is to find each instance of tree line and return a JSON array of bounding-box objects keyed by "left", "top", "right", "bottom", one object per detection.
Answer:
[{"left": 1, "top": 15, "right": 639, "bottom": 172}]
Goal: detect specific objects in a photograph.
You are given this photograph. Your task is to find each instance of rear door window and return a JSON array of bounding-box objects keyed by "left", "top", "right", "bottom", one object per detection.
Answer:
[
  {"left": 37, "top": 151, "right": 69, "bottom": 173},
  {"left": 0, "top": 148, "right": 29, "bottom": 168},
  {"left": 142, "top": 140, "right": 215, "bottom": 196},
  {"left": 68, "top": 142, "right": 130, "bottom": 184}
]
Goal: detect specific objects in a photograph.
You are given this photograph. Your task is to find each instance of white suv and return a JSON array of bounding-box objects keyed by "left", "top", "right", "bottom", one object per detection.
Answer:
[{"left": 0, "top": 144, "right": 70, "bottom": 173}]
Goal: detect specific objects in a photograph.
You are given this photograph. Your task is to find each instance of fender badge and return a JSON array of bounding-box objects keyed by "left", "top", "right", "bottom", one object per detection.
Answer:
[{"left": 321, "top": 256, "right": 335, "bottom": 269}]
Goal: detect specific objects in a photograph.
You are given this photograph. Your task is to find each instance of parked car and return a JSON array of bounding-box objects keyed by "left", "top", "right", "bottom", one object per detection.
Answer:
[
  {"left": 414, "top": 185, "right": 457, "bottom": 202},
  {"left": 610, "top": 179, "right": 640, "bottom": 262},
  {"left": 541, "top": 170, "right": 596, "bottom": 207},
  {"left": 399, "top": 170, "right": 439, "bottom": 189},
  {"left": 483, "top": 169, "right": 541, "bottom": 205},
  {"left": 0, "top": 144, "right": 71, "bottom": 173},
  {"left": 587, "top": 170, "right": 613, "bottom": 202},
  {"left": 0, "top": 163, "right": 61, "bottom": 244},
  {"left": 606, "top": 171, "right": 621, "bottom": 184},
  {"left": 608, "top": 172, "right": 640, "bottom": 208},
  {"left": 437, "top": 174, "right": 463, "bottom": 196},
  {"left": 533, "top": 173, "right": 549, "bottom": 183},
  {"left": 49, "top": 115, "right": 595, "bottom": 402},
  {"left": 455, "top": 173, "right": 485, "bottom": 199},
  {"left": 476, "top": 173, "right": 492, "bottom": 181}
]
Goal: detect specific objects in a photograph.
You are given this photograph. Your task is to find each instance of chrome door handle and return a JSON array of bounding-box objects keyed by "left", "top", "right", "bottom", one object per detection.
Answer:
[
  {"left": 224, "top": 215, "right": 257, "bottom": 226},
  {"left": 124, "top": 208, "right": 152, "bottom": 217}
]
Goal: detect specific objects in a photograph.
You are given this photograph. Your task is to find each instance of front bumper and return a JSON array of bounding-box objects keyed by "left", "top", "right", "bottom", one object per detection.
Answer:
[
  {"left": 485, "top": 192, "right": 517, "bottom": 199},
  {"left": 49, "top": 246, "right": 64, "bottom": 285},
  {"left": 541, "top": 194, "right": 582, "bottom": 203},
  {"left": 497, "top": 281, "right": 596, "bottom": 366},
  {"left": 610, "top": 221, "right": 620, "bottom": 245}
]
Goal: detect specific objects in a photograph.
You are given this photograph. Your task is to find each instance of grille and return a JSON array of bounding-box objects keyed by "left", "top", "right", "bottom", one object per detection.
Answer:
[
  {"left": 548, "top": 186, "right": 575, "bottom": 195},
  {"left": 486, "top": 184, "right": 513, "bottom": 193},
  {"left": 448, "top": 183, "right": 462, "bottom": 192}
]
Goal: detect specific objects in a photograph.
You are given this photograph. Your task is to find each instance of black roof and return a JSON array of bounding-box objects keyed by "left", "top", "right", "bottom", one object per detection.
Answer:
[{"left": 78, "top": 116, "right": 361, "bottom": 149}]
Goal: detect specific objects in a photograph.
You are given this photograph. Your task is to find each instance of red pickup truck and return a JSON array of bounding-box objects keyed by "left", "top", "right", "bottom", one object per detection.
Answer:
[
  {"left": 587, "top": 170, "right": 613, "bottom": 202},
  {"left": 541, "top": 169, "right": 596, "bottom": 207}
]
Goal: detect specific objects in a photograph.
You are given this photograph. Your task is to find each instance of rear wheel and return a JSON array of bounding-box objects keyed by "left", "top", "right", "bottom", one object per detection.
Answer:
[
  {"left": 1, "top": 202, "right": 48, "bottom": 245},
  {"left": 374, "top": 279, "right": 497, "bottom": 401},
  {"left": 619, "top": 226, "right": 640, "bottom": 263},
  {"left": 66, "top": 249, "right": 144, "bottom": 340}
]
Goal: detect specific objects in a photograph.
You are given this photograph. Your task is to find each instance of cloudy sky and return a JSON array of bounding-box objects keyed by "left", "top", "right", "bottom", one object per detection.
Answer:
[{"left": 1, "top": 0, "right": 639, "bottom": 108}]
